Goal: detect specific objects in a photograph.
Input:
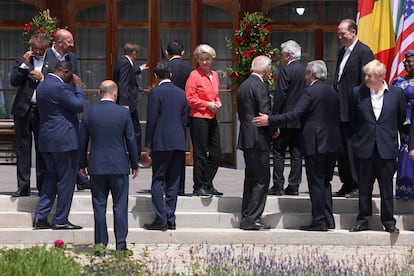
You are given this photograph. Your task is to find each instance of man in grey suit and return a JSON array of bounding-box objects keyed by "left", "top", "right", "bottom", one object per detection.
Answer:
[
  {"left": 253, "top": 60, "right": 342, "bottom": 231},
  {"left": 10, "top": 34, "right": 49, "bottom": 196},
  {"left": 237, "top": 55, "right": 272, "bottom": 231},
  {"left": 333, "top": 19, "right": 374, "bottom": 198},
  {"left": 348, "top": 60, "right": 405, "bottom": 233},
  {"left": 79, "top": 80, "right": 139, "bottom": 250}
]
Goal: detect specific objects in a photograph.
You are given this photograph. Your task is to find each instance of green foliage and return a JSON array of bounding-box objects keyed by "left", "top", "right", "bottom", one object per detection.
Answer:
[
  {"left": 0, "top": 245, "right": 82, "bottom": 276},
  {"left": 226, "top": 12, "right": 279, "bottom": 86},
  {"left": 21, "top": 9, "right": 58, "bottom": 47}
]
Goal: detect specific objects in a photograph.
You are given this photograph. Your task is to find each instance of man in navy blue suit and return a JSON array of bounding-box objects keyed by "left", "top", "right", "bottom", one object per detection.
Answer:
[
  {"left": 348, "top": 60, "right": 406, "bottom": 233},
  {"left": 144, "top": 61, "right": 189, "bottom": 231},
  {"left": 43, "top": 28, "right": 90, "bottom": 191},
  {"left": 253, "top": 60, "right": 342, "bottom": 231},
  {"left": 113, "top": 42, "right": 149, "bottom": 167},
  {"left": 33, "top": 61, "right": 84, "bottom": 230},
  {"left": 165, "top": 40, "right": 192, "bottom": 196},
  {"left": 79, "top": 80, "right": 139, "bottom": 250}
]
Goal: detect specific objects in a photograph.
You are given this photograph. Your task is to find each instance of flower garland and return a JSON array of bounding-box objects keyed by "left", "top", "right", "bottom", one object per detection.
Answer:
[
  {"left": 22, "top": 9, "right": 58, "bottom": 47},
  {"left": 226, "top": 12, "right": 279, "bottom": 86}
]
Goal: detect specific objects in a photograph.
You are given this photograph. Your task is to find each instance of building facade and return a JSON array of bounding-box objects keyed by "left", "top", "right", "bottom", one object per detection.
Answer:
[{"left": 0, "top": 0, "right": 357, "bottom": 166}]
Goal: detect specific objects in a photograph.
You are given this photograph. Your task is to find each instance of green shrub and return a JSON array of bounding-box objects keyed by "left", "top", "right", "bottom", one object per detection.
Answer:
[{"left": 0, "top": 245, "right": 82, "bottom": 276}]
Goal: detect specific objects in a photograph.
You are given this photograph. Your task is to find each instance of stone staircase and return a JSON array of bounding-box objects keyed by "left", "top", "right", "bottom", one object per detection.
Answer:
[{"left": 1, "top": 194, "right": 414, "bottom": 246}]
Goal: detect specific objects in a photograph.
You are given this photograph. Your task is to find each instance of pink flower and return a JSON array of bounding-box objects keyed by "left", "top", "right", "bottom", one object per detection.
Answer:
[{"left": 54, "top": 239, "right": 64, "bottom": 247}]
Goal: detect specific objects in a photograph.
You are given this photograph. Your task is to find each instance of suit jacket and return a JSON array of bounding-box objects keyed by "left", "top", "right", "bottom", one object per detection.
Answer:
[
  {"left": 36, "top": 74, "right": 84, "bottom": 152},
  {"left": 268, "top": 80, "right": 343, "bottom": 156},
  {"left": 237, "top": 74, "right": 270, "bottom": 151},
  {"left": 145, "top": 81, "right": 189, "bottom": 151},
  {"left": 10, "top": 56, "right": 50, "bottom": 117},
  {"left": 334, "top": 40, "right": 374, "bottom": 122},
  {"left": 43, "top": 50, "right": 78, "bottom": 75},
  {"left": 112, "top": 55, "right": 142, "bottom": 111},
  {"left": 79, "top": 100, "right": 139, "bottom": 175},
  {"left": 272, "top": 60, "right": 306, "bottom": 129},
  {"left": 350, "top": 84, "right": 406, "bottom": 159},
  {"left": 168, "top": 57, "right": 193, "bottom": 90}
]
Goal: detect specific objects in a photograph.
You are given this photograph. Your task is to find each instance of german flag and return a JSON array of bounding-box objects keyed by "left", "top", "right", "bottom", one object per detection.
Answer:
[{"left": 357, "top": 0, "right": 396, "bottom": 81}]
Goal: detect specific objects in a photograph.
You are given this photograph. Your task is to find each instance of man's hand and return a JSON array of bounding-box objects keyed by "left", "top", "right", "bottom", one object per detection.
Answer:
[
  {"left": 23, "top": 50, "right": 32, "bottom": 66},
  {"left": 72, "top": 74, "right": 83, "bottom": 87},
  {"left": 252, "top": 113, "right": 270, "bottom": 127},
  {"left": 409, "top": 149, "right": 414, "bottom": 161},
  {"left": 132, "top": 168, "right": 139, "bottom": 179},
  {"left": 140, "top": 63, "right": 149, "bottom": 71},
  {"left": 272, "top": 128, "right": 280, "bottom": 139},
  {"left": 29, "top": 70, "right": 44, "bottom": 82},
  {"left": 80, "top": 167, "right": 88, "bottom": 177}
]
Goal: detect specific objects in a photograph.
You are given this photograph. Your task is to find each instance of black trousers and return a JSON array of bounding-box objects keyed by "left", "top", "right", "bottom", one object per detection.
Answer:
[
  {"left": 272, "top": 128, "right": 302, "bottom": 190},
  {"left": 130, "top": 109, "right": 141, "bottom": 162},
  {"left": 305, "top": 153, "right": 337, "bottom": 227},
  {"left": 14, "top": 105, "right": 45, "bottom": 192},
  {"left": 240, "top": 149, "right": 270, "bottom": 227},
  {"left": 189, "top": 117, "right": 220, "bottom": 191},
  {"left": 356, "top": 147, "right": 397, "bottom": 227},
  {"left": 337, "top": 122, "right": 358, "bottom": 192}
]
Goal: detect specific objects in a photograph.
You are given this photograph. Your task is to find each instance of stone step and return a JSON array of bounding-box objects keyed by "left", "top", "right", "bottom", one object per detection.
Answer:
[
  {"left": 2, "top": 194, "right": 414, "bottom": 214},
  {"left": 0, "top": 228, "right": 411, "bottom": 246}
]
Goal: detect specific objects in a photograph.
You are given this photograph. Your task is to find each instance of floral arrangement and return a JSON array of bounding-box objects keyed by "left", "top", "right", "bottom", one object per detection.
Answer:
[
  {"left": 22, "top": 9, "right": 58, "bottom": 47},
  {"left": 226, "top": 12, "right": 279, "bottom": 86}
]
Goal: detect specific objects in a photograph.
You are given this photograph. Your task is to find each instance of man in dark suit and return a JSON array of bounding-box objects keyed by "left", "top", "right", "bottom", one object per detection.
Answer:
[
  {"left": 165, "top": 40, "right": 193, "bottom": 196},
  {"left": 9, "top": 34, "right": 49, "bottom": 197},
  {"left": 43, "top": 28, "right": 90, "bottom": 191},
  {"left": 237, "top": 55, "right": 272, "bottom": 231},
  {"left": 253, "top": 60, "right": 342, "bottom": 231},
  {"left": 113, "top": 42, "right": 148, "bottom": 168},
  {"left": 79, "top": 80, "right": 139, "bottom": 250},
  {"left": 333, "top": 19, "right": 374, "bottom": 198},
  {"left": 33, "top": 61, "right": 84, "bottom": 230},
  {"left": 269, "top": 40, "right": 306, "bottom": 196},
  {"left": 348, "top": 60, "right": 406, "bottom": 234},
  {"left": 143, "top": 62, "right": 189, "bottom": 231}
]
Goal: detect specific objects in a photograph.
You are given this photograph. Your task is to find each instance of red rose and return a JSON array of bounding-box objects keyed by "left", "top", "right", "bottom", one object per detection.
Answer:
[
  {"left": 265, "top": 24, "right": 271, "bottom": 32},
  {"left": 38, "top": 28, "right": 45, "bottom": 35},
  {"left": 249, "top": 46, "right": 255, "bottom": 53},
  {"left": 230, "top": 72, "right": 238, "bottom": 79},
  {"left": 24, "top": 23, "right": 32, "bottom": 32},
  {"left": 54, "top": 239, "right": 64, "bottom": 247},
  {"left": 242, "top": 51, "right": 250, "bottom": 58},
  {"left": 50, "top": 31, "right": 55, "bottom": 41}
]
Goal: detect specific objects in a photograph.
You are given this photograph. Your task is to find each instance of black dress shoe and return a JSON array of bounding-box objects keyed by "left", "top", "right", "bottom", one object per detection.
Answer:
[
  {"left": 300, "top": 224, "right": 328, "bottom": 231},
  {"left": 77, "top": 181, "right": 91, "bottom": 191},
  {"left": 268, "top": 186, "right": 284, "bottom": 196},
  {"left": 240, "top": 222, "right": 264, "bottom": 231},
  {"left": 143, "top": 221, "right": 168, "bottom": 231},
  {"left": 193, "top": 187, "right": 212, "bottom": 198},
  {"left": 210, "top": 187, "right": 223, "bottom": 196},
  {"left": 345, "top": 189, "right": 359, "bottom": 198},
  {"left": 12, "top": 188, "right": 30, "bottom": 197},
  {"left": 168, "top": 222, "right": 176, "bottom": 230},
  {"left": 328, "top": 224, "right": 335, "bottom": 230},
  {"left": 332, "top": 187, "right": 352, "bottom": 197},
  {"left": 384, "top": 225, "right": 399, "bottom": 233},
  {"left": 33, "top": 218, "right": 51, "bottom": 230},
  {"left": 284, "top": 186, "right": 299, "bottom": 196},
  {"left": 349, "top": 223, "right": 368, "bottom": 232},
  {"left": 52, "top": 221, "right": 83, "bottom": 230}
]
